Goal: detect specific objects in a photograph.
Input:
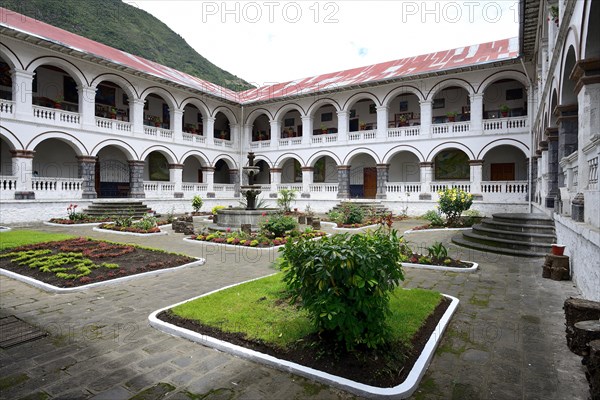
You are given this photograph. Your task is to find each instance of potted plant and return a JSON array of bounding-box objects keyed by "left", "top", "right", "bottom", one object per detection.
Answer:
[
  {"left": 321, "top": 125, "right": 328, "bottom": 135},
  {"left": 359, "top": 121, "right": 367, "bottom": 130},
  {"left": 220, "top": 130, "right": 227, "bottom": 140},
  {"left": 54, "top": 94, "right": 64, "bottom": 109},
  {"left": 551, "top": 244, "right": 565, "bottom": 256},
  {"left": 446, "top": 111, "right": 457, "bottom": 122},
  {"left": 397, "top": 115, "right": 408, "bottom": 127},
  {"left": 109, "top": 107, "right": 117, "bottom": 119},
  {"left": 500, "top": 104, "right": 510, "bottom": 117}
]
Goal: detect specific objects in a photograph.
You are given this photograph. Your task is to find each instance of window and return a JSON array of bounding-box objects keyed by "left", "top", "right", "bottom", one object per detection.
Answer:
[
  {"left": 434, "top": 150, "right": 470, "bottom": 180},
  {"left": 284, "top": 117, "right": 295, "bottom": 127},
  {"left": 506, "top": 88, "right": 523, "bottom": 100},
  {"left": 321, "top": 112, "right": 332, "bottom": 122}
]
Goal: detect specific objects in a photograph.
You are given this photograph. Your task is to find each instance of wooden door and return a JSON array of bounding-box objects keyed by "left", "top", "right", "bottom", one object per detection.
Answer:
[
  {"left": 363, "top": 167, "right": 377, "bottom": 199},
  {"left": 490, "top": 163, "right": 515, "bottom": 181}
]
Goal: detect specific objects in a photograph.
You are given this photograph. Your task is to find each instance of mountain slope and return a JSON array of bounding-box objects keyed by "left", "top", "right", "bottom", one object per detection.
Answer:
[{"left": 0, "top": 0, "right": 253, "bottom": 91}]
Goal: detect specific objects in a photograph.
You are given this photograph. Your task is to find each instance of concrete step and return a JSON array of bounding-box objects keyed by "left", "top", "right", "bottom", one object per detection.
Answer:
[
  {"left": 458, "top": 230, "right": 553, "bottom": 254},
  {"left": 472, "top": 224, "right": 556, "bottom": 243},
  {"left": 83, "top": 201, "right": 151, "bottom": 218},
  {"left": 492, "top": 213, "right": 555, "bottom": 226},
  {"left": 451, "top": 234, "right": 549, "bottom": 258},
  {"left": 479, "top": 218, "right": 556, "bottom": 234}
]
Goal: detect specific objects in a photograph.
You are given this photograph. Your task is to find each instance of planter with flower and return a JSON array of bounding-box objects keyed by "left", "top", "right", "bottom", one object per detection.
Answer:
[
  {"left": 47, "top": 204, "right": 112, "bottom": 225},
  {"left": 446, "top": 111, "right": 457, "bottom": 122},
  {"left": 96, "top": 215, "right": 164, "bottom": 235},
  {"left": 326, "top": 203, "right": 379, "bottom": 229},
  {"left": 500, "top": 104, "right": 510, "bottom": 117},
  {"left": 410, "top": 189, "right": 479, "bottom": 231}
]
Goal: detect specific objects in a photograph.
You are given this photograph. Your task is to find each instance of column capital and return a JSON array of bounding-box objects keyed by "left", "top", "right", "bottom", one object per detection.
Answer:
[
  {"left": 470, "top": 92, "right": 484, "bottom": 99},
  {"left": 301, "top": 167, "right": 314, "bottom": 172},
  {"left": 419, "top": 162, "right": 433, "bottom": 168},
  {"left": 376, "top": 163, "right": 390, "bottom": 169},
  {"left": 205, "top": 116, "right": 216, "bottom": 123},
  {"left": 77, "top": 156, "right": 97, "bottom": 163},
  {"left": 301, "top": 115, "right": 313, "bottom": 122},
  {"left": 419, "top": 99, "right": 432, "bottom": 105},
  {"left": 128, "top": 160, "right": 145, "bottom": 167},
  {"left": 168, "top": 163, "right": 184, "bottom": 169},
  {"left": 336, "top": 110, "right": 349, "bottom": 116},
  {"left": 228, "top": 169, "right": 239, "bottom": 174},
  {"left": 202, "top": 166, "right": 215, "bottom": 172},
  {"left": 376, "top": 105, "right": 388, "bottom": 111},
  {"left": 271, "top": 168, "right": 282, "bottom": 173},
  {"left": 337, "top": 165, "right": 351, "bottom": 171},
  {"left": 571, "top": 58, "right": 600, "bottom": 94},
  {"left": 132, "top": 98, "right": 145, "bottom": 106},
  {"left": 545, "top": 127, "right": 558, "bottom": 138},
  {"left": 469, "top": 160, "right": 484, "bottom": 166},
  {"left": 10, "top": 150, "right": 35, "bottom": 158},
  {"left": 11, "top": 69, "right": 35, "bottom": 79}
]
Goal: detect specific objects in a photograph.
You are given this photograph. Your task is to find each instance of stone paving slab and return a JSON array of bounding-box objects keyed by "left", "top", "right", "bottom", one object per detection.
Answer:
[{"left": 0, "top": 219, "right": 591, "bottom": 399}]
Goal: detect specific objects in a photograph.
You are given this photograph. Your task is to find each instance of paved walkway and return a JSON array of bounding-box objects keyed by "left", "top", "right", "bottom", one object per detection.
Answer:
[{"left": 0, "top": 219, "right": 590, "bottom": 399}]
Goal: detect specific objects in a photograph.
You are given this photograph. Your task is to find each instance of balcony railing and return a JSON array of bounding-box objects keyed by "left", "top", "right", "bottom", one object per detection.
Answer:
[
  {"left": 213, "top": 183, "right": 236, "bottom": 192},
  {"left": 0, "top": 175, "right": 18, "bottom": 199},
  {"left": 348, "top": 130, "right": 377, "bottom": 141},
  {"left": 387, "top": 126, "right": 421, "bottom": 138},
  {"left": 214, "top": 138, "right": 234, "bottom": 148},
  {"left": 250, "top": 140, "right": 271, "bottom": 149},
  {"left": 0, "top": 99, "right": 14, "bottom": 116},
  {"left": 33, "top": 105, "right": 81, "bottom": 126},
  {"left": 430, "top": 182, "right": 471, "bottom": 193},
  {"left": 386, "top": 183, "right": 421, "bottom": 194},
  {"left": 279, "top": 138, "right": 302, "bottom": 147},
  {"left": 144, "top": 126, "right": 173, "bottom": 140},
  {"left": 431, "top": 121, "right": 471, "bottom": 135},
  {"left": 182, "top": 183, "right": 208, "bottom": 192},
  {"left": 589, "top": 157, "right": 598, "bottom": 190},
  {"left": 31, "top": 177, "right": 83, "bottom": 199},
  {"left": 311, "top": 133, "right": 338, "bottom": 145},
  {"left": 481, "top": 180, "right": 528, "bottom": 202},
  {"left": 483, "top": 116, "right": 528, "bottom": 133},
  {"left": 96, "top": 117, "right": 132, "bottom": 134},
  {"left": 182, "top": 133, "right": 206, "bottom": 144},
  {"left": 277, "top": 183, "right": 303, "bottom": 192}
]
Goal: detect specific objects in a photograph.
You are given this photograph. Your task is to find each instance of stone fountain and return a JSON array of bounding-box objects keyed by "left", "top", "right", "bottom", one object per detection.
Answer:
[{"left": 214, "top": 152, "right": 278, "bottom": 231}]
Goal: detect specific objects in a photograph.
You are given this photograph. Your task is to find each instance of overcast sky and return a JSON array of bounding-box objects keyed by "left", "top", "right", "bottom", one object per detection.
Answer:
[{"left": 125, "top": 1, "right": 519, "bottom": 87}]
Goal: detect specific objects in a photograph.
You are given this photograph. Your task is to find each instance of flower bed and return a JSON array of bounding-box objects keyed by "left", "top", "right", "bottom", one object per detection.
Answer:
[
  {"left": 47, "top": 217, "right": 113, "bottom": 225},
  {"left": 405, "top": 253, "right": 474, "bottom": 269},
  {"left": 191, "top": 229, "right": 326, "bottom": 248},
  {"left": 95, "top": 224, "right": 165, "bottom": 236},
  {"left": 0, "top": 237, "right": 200, "bottom": 290}
]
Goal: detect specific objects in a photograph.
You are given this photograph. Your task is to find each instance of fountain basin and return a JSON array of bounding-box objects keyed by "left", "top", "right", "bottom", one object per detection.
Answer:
[{"left": 215, "top": 208, "right": 279, "bottom": 230}]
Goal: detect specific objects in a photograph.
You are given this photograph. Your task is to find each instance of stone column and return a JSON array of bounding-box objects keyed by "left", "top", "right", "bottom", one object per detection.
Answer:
[
  {"left": 169, "top": 163, "right": 183, "bottom": 198},
  {"left": 230, "top": 124, "right": 240, "bottom": 148},
  {"left": 301, "top": 167, "right": 313, "bottom": 198},
  {"left": 204, "top": 116, "right": 215, "bottom": 146},
  {"left": 419, "top": 100, "right": 432, "bottom": 137},
  {"left": 301, "top": 116, "right": 312, "bottom": 145},
  {"left": 270, "top": 168, "right": 282, "bottom": 195},
  {"left": 376, "top": 163, "right": 389, "bottom": 199},
  {"left": 376, "top": 106, "right": 389, "bottom": 140},
  {"left": 469, "top": 160, "right": 484, "bottom": 200},
  {"left": 131, "top": 99, "right": 145, "bottom": 135},
  {"left": 242, "top": 124, "right": 253, "bottom": 153},
  {"left": 11, "top": 150, "right": 35, "bottom": 199},
  {"left": 419, "top": 162, "right": 433, "bottom": 200},
  {"left": 556, "top": 104, "right": 578, "bottom": 187},
  {"left": 337, "top": 165, "right": 351, "bottom": 199},
  {"left": 78, "top": 156, "right": 97, "bottom": 199},
  {"left": 203, "top": 166, "right": 215, "bottom": 197},
  {"left": 172, "top": 108, "right": 184, "bottom": 140},
  {"left": 12, "top": 70, "right": 34, "bottom": 120},
  {"left": 79, "top": 85, "right": 97, "bottom": 129},
  {"left": 545, "top": 127, "right": 559, "bottom": 209},
  {"left": 336, "top": 110, "right": 349, "bottom": 142},
  {"left": 128, "top": 160, "right": 146, "bottom": 198},
  {"left": 229, "top": 169, "right": 240, "bottom": 197},
  {"left": 531, "top": 155, "right": 539, "bottom": 203},
  {"left": 470, "top": 93, "right": 483, "bottom": 133},
  {"left": 269, "top": 119, "right": 281, "bottom": 146}
]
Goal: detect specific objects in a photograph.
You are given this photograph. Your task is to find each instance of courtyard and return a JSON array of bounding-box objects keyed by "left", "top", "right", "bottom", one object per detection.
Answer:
[{"left": 0, "top": 218, "right": 590, "bottom": 399}]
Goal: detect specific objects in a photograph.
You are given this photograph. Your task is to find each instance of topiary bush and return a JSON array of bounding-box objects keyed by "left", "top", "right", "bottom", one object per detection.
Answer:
[
  {"left": 191, "top": 195, "right": 203, "bottom": 213},
  {"left": 422, "top": 210, "right": 444, "bottom": 226},
  {"left": 279, "top": 228, "right": 405, "bottom": 350},
  {"left": 437, "top": 188, "right": 474, "bottom": 226},
  {"left": 260, "top": 213, "right": 298, "bottom": 237}
]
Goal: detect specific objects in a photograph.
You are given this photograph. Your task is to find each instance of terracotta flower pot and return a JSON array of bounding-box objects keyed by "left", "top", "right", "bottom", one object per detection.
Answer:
[{"left": 551, "top": 244, "right": 565, "bottom": 256}]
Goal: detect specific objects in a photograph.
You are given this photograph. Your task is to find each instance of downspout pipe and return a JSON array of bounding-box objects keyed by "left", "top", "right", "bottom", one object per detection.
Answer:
[{"left": 520, "top": 57, "right": 534, "bottom": 213}]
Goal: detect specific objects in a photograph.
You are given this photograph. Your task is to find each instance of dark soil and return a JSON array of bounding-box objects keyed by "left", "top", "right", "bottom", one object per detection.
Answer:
[
  {"left": 0, "top": 238, "right": 196, "bottom": 287},
  {"left": 407, "top": 253, "right": 473, "bottom": 268},
  {"left": 48, "top": 217, "right": 112, "bottom": 224},
  {"left": 158, "top": 296, "right": 450, "bottom": 388},
  {"left": 97, "top": 224, "right": 161, "bottom": 234}
]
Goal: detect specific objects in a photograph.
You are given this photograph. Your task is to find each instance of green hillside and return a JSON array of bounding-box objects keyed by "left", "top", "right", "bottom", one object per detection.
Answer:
[{"left": 0, "top": 0, "right": 253, "bottom": 91}]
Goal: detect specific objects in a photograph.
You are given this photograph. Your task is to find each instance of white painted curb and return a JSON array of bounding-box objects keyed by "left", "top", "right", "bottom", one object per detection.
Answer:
[
  {"left": 92, "top": 227, "right": 168, "bottom": 236},
  {"left": 402, "top": 261, "right": 478, "bottom": 273},
  {"left": 44, "top": 221, "right": 111, "bottom": 227},
  {"left": 148, "top": 276, "right": 459, "bottom": 399},
  {"left": 0, "top": 258, "right": 205, "bottom": 293},
  {"left": 183, "top": 237, "right": 283, "bottom": 251},
  {"left": 403, "top": 227, "right": 472, "bottom": 234},
  {"left": 321, "top": 221, "right": 381, "bottom": 231}
]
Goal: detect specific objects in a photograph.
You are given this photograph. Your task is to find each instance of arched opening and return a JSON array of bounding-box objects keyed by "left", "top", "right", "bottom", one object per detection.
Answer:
[
  {"left": 183, "top": 104, "right": 203, "bottom": 135},
  {"left": 433, "top": 149, "right": 470, "bottom": 181},
  {"left": 550, "top": 90, "right": 558, "bottom": 127},
  {"left": 388, "top": 152, "right": 420, "bottom": 182},
  {"left": 432, "top": 86, "right": 470, "bottom": 123},
  {"left": 32, "top": 138, "right": 78, "bottom": 179},
  {"left": 281, "top": 158, "right": 301, "bottom": 184},
  {"left": 312, "top": 156, "right": 338, "bottom": 183},
  {"left": 214, "top": 159, "right": 231, "bottom": 183},
  {"left": 182, "top": 155, "right": 206, "bottom": 184},
  {"left": 96, "top": 146, "right": 131, "bottom": 198},
  {"left": 0, "top": 137, "right": 12, "bottom": 175},
  {"left": 94, "top": 80, "right": 130, "bottom": 121},
  {"left": 280, "top": 109, "right": 302, "bottom": 138},
  {"left": 312, "top": 104, "right": 338, "bottom": 135},
  {"left": 482, "top": 145, "right": 528, "bottom": 181},
  {"left": 388, "top": 92, "right": 421, "bottom": 128},
  {"left": 561, "top": 47, "right": 578, "bottom": 106},
  {"left": 483, "top": 79, "right": 527, "bottom": 119},
  {"left": 253, "top": 160, "right": 271, "bottom": 184},
  {"left": 32, "top": 65, "right": 79, "bottom": 112},
  {"left": 214, "top": 112, "right": 231, "bottom": 140},
  {"left": 251, "top": 114, "right": 271, "bottom": 142},
  {"left": 347, "top": 98, "right": 376, "bottom": 132},
  {"left": 144, "top": 151, "right": 170, "bottom": 182},
  {"left": 584, "top": 1, "right": 600, "bottom": 59},
  {"left": 144, "top": 93, "right": 170, "bottom": 129},
  {"left": 0, "top": 59, "right": 12, "bottom": 100},
  {"left": 348, "top": 153, "right": 377, "bottom": 198}
]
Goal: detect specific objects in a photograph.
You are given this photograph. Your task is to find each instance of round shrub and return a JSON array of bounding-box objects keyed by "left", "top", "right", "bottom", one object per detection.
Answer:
[
  {"left": 260, "top": 214, "right": 298, "bottom": 237},
  {"left": 437, "top": 188, "right": 474, "bottom": 226},
  {"left": 280, "top": 228, "right": 405, "bottom": 350}
]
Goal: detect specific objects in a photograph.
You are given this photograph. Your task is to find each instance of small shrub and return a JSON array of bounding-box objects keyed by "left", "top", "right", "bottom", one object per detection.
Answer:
[
  {"left": 211, "top": 205, "right": 226, "bottom": 215},
  {"left": 427, "top": 242, "right": 448, "bottom": 260},
  {"left": 280, "top": 228, "right": 405, "bottom": 350},
  {"left": 66, "top": 204, "right": 88, "bottom": 221},
  {"left": 276, "top": 189, "right": 298, "bottom": 213},
  {"left": 133, "top": 216, "right": 157, "bottom": 231},
  {"left": 437, "top": 188, "right": 474, "bottom": 226},
  {"left": 327, "top": 210, "right": 344, "bottom": 225},
  {"left": 115, "top": 215, "right": 133, "bottom": 227},
  {"left": 422, "top": 210, "right": 444, "bottom": 226},
  {"left": 342, "top": 203, "right": 365, "bottom": 224},
  {"left": 260, "top": 213, "right": 298, "bottom": 237},
  {"left": 192, "top": 195, "right": 204, "bottom": 213}
]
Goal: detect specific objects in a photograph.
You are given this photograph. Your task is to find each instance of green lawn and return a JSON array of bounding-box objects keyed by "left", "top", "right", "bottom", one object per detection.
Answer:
[
  {"left": 171, "top": 273, "right": 442, "bottom": 349},
  {"left": 0, "top": 230, "right": 75, "bottom": 251}
]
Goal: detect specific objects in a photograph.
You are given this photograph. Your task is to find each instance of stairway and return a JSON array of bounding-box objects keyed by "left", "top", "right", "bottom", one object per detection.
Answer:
[
  {"left": 452, "top": 213, "right": 556, "bottom": 257},
  {"left": 83, "top": 200, "right": 152, "bottom": 219},
  {"left": 329, "top": 200, "right": 391, "bottom": 216}
]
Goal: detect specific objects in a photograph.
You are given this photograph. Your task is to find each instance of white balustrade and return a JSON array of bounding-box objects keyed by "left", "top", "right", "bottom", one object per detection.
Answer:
[
  {"left": 213, "top": 184, "right": 235, "bottom": 192},
  {"left": 589, "top": 157, "right": 598, "bottom": 190},
  {"left": 279, "top": 138, "right": 302, "bottom": 147},
  {"left": 348, "top": 129, "right": 377, "bottom": 141},
  {"left": 143, "top": 181, "right": 176, "bottom": 198},
  {"left": 33, "top": 106, "right": 81, "bottom": 126},
  {"left": 182, "top": 183, "right": 208, "bottom": 192},
  {"left": 182, "top": 133, "right": 206, "bottom": 144},
  {"left": 385, "top": 183, "right": 421, "bottom": 194},
  {"left": 0, "top": 99, "right": 14, "bottom": 116},
  {"left": 387, "top": 126, "right": 421, "bottom": 138},
  {"left": 31, "top": 177, "right": 83, "bottom": 199},
  {"left": 481, "top": 181, "right": 528, "bottom": 202},
  {"left": 214, "top": 138, "right": 234, "bottom": 148},
  {"left": 311, "top": 134, "right": 338, "bottom": 144},
  {"left": 483, "top": 116, "right": 528, "bottom": 133},
  {"left": 430, "top": 182, "right": 472, "bottom": 193},
  {"left": 0, "top": 175, "right": 18, "bottom": 199},
  {"left": 96, "top": 117, "right": 133, "bottom": 135},
  {"left": 277, "top": 184, "right": 303, "bottom": 192}
]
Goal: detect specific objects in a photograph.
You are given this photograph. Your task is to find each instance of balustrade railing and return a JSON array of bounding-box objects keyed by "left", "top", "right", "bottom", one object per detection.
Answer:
[
  {"left": 387, "top": 126, "right": 421, "bottom": 138},
  {"left": 589, "top": 157, "right": 598, "bottom": 190},
  {"left": 213, "top": 183, "right": 235, "bottom": 192},
  {"left": 182, "top": 132, "right": 206, "bottom": 144},
  {"left": 182, "top": 183, "right": 208, "bottom": 192},
  {"left": 31, "top": 177, "right": 83, "bottom": 199},
  {"left": 385, "top": 183, "right": 421, "bottom": 194},
  {"left": 348, "top": 130, "right": 377, "bottom": 141},
  {"left": 0, "top": 99, "right": 14, "bottom": 115},
  {"left": 279, "top": 138, "right": 302, "bottom": 147},
  {"left": 277, "top": 184, "right": 303, "bottom": 192},
  {"left": 430, "top": 182, "right": 471, "bottom": 192},
  {"left": 96, "top": 117, "right": 132, "bottom": 133},
  {"left": 311, "top": 134, "right": 338, "bottom": 144},
  {"left": 33, "top": 106, "right": 81, "bottom": 126},
  {"left": 483, "top": 116, "right": 528, "bottom": 133}
]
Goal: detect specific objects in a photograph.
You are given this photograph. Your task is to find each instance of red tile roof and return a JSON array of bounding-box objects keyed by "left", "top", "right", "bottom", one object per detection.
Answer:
[{"left": 0, "top": 7, "right": 519, "bottom": 105}]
